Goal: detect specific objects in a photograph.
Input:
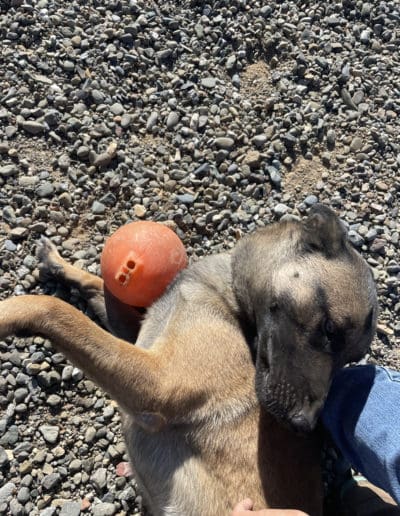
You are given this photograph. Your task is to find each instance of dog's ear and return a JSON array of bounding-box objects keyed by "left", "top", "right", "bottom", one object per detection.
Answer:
[{"left": 302, "top": 204, "right": 347, "bottom": 257}]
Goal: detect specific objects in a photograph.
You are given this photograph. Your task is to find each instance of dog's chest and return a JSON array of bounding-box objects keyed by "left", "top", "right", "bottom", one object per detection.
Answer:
[{"left": 122, "top": 417, "right": 219, "bottom": 515}]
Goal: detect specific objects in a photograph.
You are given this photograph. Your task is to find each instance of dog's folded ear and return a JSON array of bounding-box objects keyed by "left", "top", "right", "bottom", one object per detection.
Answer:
[{"left": 302, "top": 204, "right": 347, "bottom": 257}]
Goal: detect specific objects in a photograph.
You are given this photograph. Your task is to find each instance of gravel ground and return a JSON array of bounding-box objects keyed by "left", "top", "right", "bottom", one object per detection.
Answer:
[{"left": 0, "top": 0, "right": 399, "bottom": 514}]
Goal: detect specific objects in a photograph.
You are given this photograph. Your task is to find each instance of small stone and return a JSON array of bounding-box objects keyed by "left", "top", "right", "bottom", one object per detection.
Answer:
[
  {"left": 0, "top": 482, "right": 16, "bottom": 505},
  {"left": 59, "top": 192, "right": 72, "bottom": 208},
  {"left": 17, "top": 487, "right": 30, "bottom": 504},
  {"left": 91, "top": 467, "right": 108, "bottom": 492},
  {"left": 326, "top": 129, "right": 336, "bottom": 147},
  {"left": 350, "top": 137, "right": 363, "bottom": 152},
  {"left": 91, "top": 201, "right": 107, "bottom": 215},
  {"left": 42, "top": 472, "right": 61, "bottom": 491},
  {"left": 36, "top": 182, "right": 54, "bottom": 198},
  {"left": 47, "top": 394, "right": 62, "bottom": 407},
  {"left": 348, "top": 230, "right": 364, "bottom": 247},
  {"left": 214, "top": 137, "right": 235, "bottom": 151},
  {"left": 120, "top": 114, "right": 132, "bottom": 128},
  {"left": 84, "top": 426, "right": 96, "bottom": 443},
  {"left": 60, "top": 501, "right": 81, "bottom": 516},
  {"left": 274, "top": 204, "right": 289, "bottom": 216},
  {"left": 226, "top": 55, "right": 236, "bottom": 71},
  {"left": 166, "top": 111, "right": 180, "bottom": 129},
  {"left": 243, "top": 150, "right": 261, "bottom": 168},
  {"left": 10, "top": 227, "right": 29, "bottom": 241},
  {"left": 22, "top": 121, "right": 45, "bottom": 135},
  {"left": 266, "top": 166, "right": 281, "bottom": 189},
  {"left": 110, "top": 103, "right": 124, "bottom": 115},
  {"left": 93, "top": 153, "right": 112, "bottom": 168},
  {"left": 39, "top": 425, "right": 59, "bottom": 444},
  {"left": 91, "top": 90, "right": 105, "bottom": 103},
  {"left": 282, "top": 133, "right": 297, "bottom": 148},
  {"left": 146, "top": 112, "right": 158, "bottom": 130},
  {"left": 133, "top": 204, "right": 146, "bottom": 218},
  {"left": 251, "top": 134, "right": 268, "bottom": 148},
  {"left": 58, "top": 154, "right": 70, "bottom": 170},
  {"left": 92, "top": 503, "right": 116, "bottom": 516},
  {"left": 69, "top": 459, "right": 82, "bottom": 473},
  {"left": 304, "top": 195, "right": 318, "bottom": 206},
  {"left": 201, "top": 77, "right": 217, "bottom": 89},
  {"left": 176, "top": 193, "right": 195, "bottom": 205},
  {"left": 0, "top": 446, "right": 9, "bottom": 467},
  {"left": 0, "top": 164, "right": 18, "bottom": 177}
]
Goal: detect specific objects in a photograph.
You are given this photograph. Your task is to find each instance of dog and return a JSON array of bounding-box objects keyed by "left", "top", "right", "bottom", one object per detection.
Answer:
[{"left": 0, "top": 205, "right": 377, "bottom": 515}]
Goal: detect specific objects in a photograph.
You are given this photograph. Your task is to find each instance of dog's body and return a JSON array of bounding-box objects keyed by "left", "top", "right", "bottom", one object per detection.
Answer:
[{"left": 0, "top": 206, "right": 377, "bottom": 515}]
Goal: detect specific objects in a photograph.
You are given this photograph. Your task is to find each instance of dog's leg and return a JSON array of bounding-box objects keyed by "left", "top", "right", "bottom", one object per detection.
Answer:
[
  {"left": 0, "top": 295, "right": 203, "bottom": 421},
  {"left": 37, "top": 237, "right": 142, "bottom": 342}
]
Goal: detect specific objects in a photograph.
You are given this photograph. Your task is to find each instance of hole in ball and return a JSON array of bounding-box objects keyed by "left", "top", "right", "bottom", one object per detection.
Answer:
[
  {"left": 127, "top": 260, "right": 136, "bottom": 270},
  {"left": 118, "top": 274, "right": 126, "bottom": 284}
]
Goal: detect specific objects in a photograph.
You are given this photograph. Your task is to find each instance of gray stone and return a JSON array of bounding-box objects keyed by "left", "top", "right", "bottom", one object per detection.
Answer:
[
  {"left": 176, "top": 194, "right": 195, "bottom": 205},
  {"left": 92, "top": 503, "right": 116, "bottom": 516},
  {"left": 10, "top": 227, "right": 29, "bottom": 241},
  {"left": 36, "top": 182, "right": 54, "bottom": 198},
  {"left": 214, "top": 137, "right": 235, "bottom": 151},
  {"left": 39, "top": 424, "right": 59, "bottom": 444},
  {"left": 91, "top": 467, "right": 108, "bottom": 492},
  {"left": 304, "top": 195, "right": 318, "bottom": 206},
  {"left": 22, "top": 121, "right": 45, "bottom": 134},
  {"left": 60, "top": 501, "right": 81, "bottom": 516},
  {"left": 166, "top": 111, "right": 180, "bottom": 129},
  {"left": 42, "top": 472, "right": 61, "bottom": 491},
  {"left": 110, "top": 102, "right": 124, "bottom": 115},
  {"left": 201, "top": 77, "right": 217, "bottom": 89},
  {"left": 92, "top": 201, "right": 107, "bottom": 215},
  {"left": 251, "top": 134, "right": 267, "bottom": 148},
  {"left": 146, "top": 111, "right": 158, "bottom": 130},
  {"left": 0, "top": 482, "right": 16, "bottom": 504},
  {"left": 350, "top": 137, "right": 363, "bottom": 152},
  {"left": 0, "top": 164, "right": 18, "bottom": 177},
  {"left": 0, "top": 446, "right": 9, "bottom": 467},
  {"left": 17, "top": 486, "right": 30, "bottom": 504},
  {"left": 273, "top": 204, "right": 289, "bottom": 216}
]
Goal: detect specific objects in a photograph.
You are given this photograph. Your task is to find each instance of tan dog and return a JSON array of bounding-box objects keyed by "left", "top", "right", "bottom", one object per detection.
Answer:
[{"left": 0, "top": 205, "right": 377, "bottom": 516}]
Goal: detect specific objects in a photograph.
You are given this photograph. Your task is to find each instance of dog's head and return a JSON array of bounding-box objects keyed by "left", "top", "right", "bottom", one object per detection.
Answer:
[{"left": 233, "top": 205, "right": 377, "bottom": 433}]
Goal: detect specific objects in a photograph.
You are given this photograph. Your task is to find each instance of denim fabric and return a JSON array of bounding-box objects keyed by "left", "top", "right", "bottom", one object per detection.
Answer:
[{"left": 322, "top": 365, "right": 400, "bottom": 504}]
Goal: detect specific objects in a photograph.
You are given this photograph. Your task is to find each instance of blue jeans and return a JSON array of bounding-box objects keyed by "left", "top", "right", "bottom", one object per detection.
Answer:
[{"left": 322, "top": 365, "right": 400, "bottom": 504}]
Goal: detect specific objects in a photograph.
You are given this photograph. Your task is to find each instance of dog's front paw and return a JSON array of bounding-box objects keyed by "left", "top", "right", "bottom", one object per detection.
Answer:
[{"left": 37, "top": 237, "right": 64, "bottom": 281}]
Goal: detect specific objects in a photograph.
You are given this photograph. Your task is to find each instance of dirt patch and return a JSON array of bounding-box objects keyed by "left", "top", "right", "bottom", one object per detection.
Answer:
[
  {"left": 14, "top": 140, "right": 59, "bottom": 177},
  {"left": 241, "top": 61, "right": 272, "bottom": 98},
  {"left": 283, "top": 156, "right": 326, "bottom": 198}
]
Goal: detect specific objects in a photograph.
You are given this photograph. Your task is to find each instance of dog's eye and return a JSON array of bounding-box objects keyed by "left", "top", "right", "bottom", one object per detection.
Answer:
[
  {"left": 324, "top": 319, "right": 335, "bottom": 336},
  {"left": 323, "top": 319, "right": 345, "bottom": 353},
  {"left": 270, "top": 302, "right": 279, "bottom": 313}
]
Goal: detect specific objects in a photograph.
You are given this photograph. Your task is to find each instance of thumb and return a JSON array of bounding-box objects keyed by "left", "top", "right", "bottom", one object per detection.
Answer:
[{"left": 233, "top": 498, "right": 254, "bottom": 512}]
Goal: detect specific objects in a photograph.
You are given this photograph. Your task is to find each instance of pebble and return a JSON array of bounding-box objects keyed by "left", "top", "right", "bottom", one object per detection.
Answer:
[
  {"left": 214, "top": 137, "right": 235, "bottom": 151},
  {"left": 59, "top": 501, "right": 81, "bottom": 516},
  {"left": 92, "top": 201, "right": 107, "bottom": 215},
  {"left": 92, "top": 503, "right": 116, "bottom": 516},
  {"left": 0, "top": 482, "right": 16, "bottom": 504},
  {"left": 21, "top": 121, "right": 45, "bottom": 135},
  {"left": 166, "top": 111, "right": 180, "bottom": 129},
  {"left": 0, "top": 164, "right": 18, "bottom": 177},
  {"left": 39, "top": 425, "right": 59, "bottom": 444}
]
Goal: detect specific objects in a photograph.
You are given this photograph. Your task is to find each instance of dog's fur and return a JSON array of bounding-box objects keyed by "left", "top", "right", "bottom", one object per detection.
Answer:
[{"left": 0, "top": 205, "right": 377, "bottom": 515}]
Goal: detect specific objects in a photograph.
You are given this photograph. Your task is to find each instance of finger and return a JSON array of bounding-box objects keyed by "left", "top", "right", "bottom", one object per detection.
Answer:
[{"left": 233, "top": 498, "right": 254, "bottom": 511}]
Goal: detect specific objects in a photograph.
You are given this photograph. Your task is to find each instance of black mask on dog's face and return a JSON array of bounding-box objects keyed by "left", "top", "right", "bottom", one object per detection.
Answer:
[{"left": 233, "top": 205, "right": 377, "bottom": 432}]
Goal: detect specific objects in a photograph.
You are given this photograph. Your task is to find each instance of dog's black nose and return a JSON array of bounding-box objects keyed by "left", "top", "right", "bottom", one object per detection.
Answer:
[{"left": 290, "top": 413, "right": 315, "bottom": 433}]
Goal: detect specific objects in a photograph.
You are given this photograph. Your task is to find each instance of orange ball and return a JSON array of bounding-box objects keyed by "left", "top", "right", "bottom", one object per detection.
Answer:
[{"left": 100, "top": 221, "right": 188, "bottom": 307}]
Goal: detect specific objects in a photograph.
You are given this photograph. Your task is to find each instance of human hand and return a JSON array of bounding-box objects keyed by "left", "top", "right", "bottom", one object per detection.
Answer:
[{"left": 232, "top": 499, "right": 310, "bottom": 516}]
